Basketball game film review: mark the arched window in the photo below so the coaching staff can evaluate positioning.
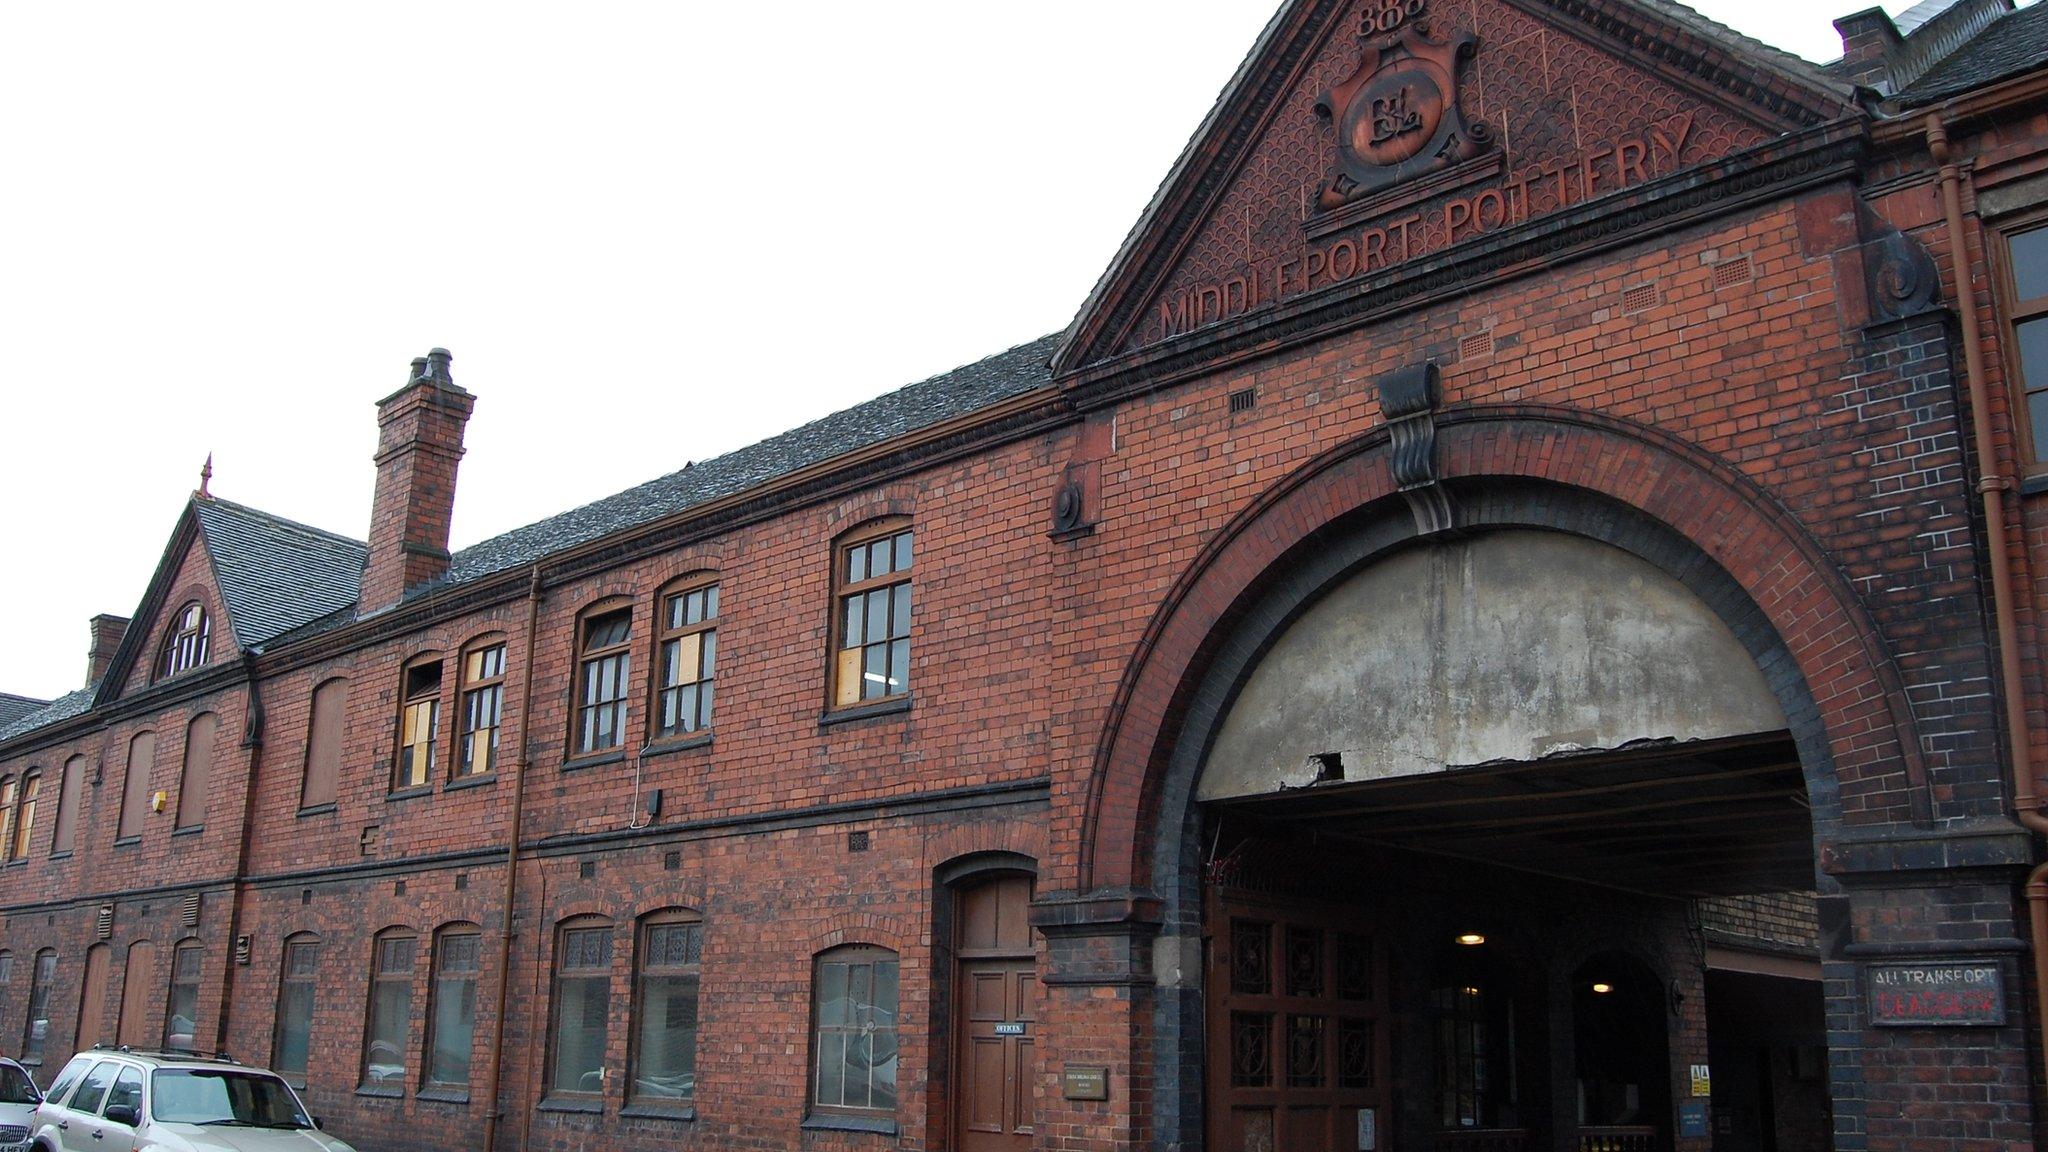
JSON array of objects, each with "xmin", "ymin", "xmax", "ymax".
[
  {"xmin": 11, "ymin": 772, "xmax": 38, "ymax": 861},
  {"xmin": 51, "ymin": 756, "xmax": 84, "ymax": 855},
  {"xmin": 159, "ymin": 602, "xmax": 211, "ymax": 680},
  {"xmin": 574, "ymin": 605, "xmax": 633, "ymax": 755},
  {"xmin": 831, "ymin": 520, "xmax": 913, "ymax": 708},
  {"xmin": 301, "ymin": 678, "xmax": 349, "ymax": 810},
  {"xmin": 164, "ymin": 941, "xmax": 202, "ymax": 1052},
  {"xmin": 176, "ymin": 714, "xmax": 217, "ymax": 831},
  {"xmin": 361, "ymin": 929, "xmax": 418, "ymax": 1089},
  {"xmin": 273, "ymin": 935, "xmax": 320, "ymax": 1080},
  {"xmin": 654, "ymin": 578, "xmax": 719, "ymax": 739},
  {"xmin": 117, "ymin": 732, "xmax": 156, "ymax": 842},
  {"xmin": 457, "ymin": 639, "xmax": 508, "ymax": 778},
  {"xmin": 0, "ymin": 777, "xmax": 17, "ymax": 861},
  {"xmin": 394, "ymin": 655, "xmax": 444, "ymax": 791},
  {"xmin": 630, "ymin": 910, "xmax": 703, "ymax": 1106},
  {"xmin": 425, "ymin": 924, "xmax": 483, "ymax": 1088},
  {"xmin": 809, "ymin": 944, "xmax": 900, "ymax": 1119},
  {"xmin": 547, "ymin": 919, "xmax": 615, "ymax": 1096},
  {"xmin": 20, "ymin": 949, "xmax": 55, "ymax": 1065}
]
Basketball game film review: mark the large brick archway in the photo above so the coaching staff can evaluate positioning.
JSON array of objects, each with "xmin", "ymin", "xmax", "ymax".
[
  {"xmin": 1035, "ymin": 405, "xmax": 1943, "ymax": 1151},
  {"xmin": 1075, "ymin": 405, "xmax": 1930, "ymax": 900}
]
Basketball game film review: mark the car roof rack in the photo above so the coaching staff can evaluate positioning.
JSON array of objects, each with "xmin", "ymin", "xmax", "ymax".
[{"xmin": 86, "ymin": 1045, "xmax": 238, "ymax": 1065}]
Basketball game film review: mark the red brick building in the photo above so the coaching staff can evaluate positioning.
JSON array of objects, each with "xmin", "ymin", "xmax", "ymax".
[{"xmin": 3, "ymin": 0, "xmax": 2046, "ymax": 1149}]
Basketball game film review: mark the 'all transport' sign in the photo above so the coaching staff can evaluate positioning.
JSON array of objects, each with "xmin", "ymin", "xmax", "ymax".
[{"xmin": 1867, "ymin": 963, "xmax": 2006, "ymax": 1027}]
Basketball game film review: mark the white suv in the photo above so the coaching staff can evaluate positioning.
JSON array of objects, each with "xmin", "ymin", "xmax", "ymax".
[{"xmin": 29, "ymin": 1049, "xmax": 355, "ymax": 1152}]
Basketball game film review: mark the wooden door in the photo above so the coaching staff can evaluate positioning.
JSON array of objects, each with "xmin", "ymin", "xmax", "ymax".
[
  {"xmin": 1207, "ymin": 889, "xmax": 1391, "ymax": 1152},
  {"xmin": 116, "ymin": 941, "xmax": 154, "ymax": 1049},
  {"xmin": 77, "ymin": 944, "xmax": 110, "ymax": 1048},
  {"xmin": 955, "ymin": 876, "xmax": 1035, "ymax": 1152}
]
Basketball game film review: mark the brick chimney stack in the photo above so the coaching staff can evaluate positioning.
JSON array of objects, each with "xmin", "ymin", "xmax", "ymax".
[
  {"xmin": 1834, "ymin": 7, "xmax": 1903, "ymax": 90},
  {"xmin": 361, "ymin": 348, "xmax": 475, "ymax": 614},
  {"xmin": 87, "ymin": 614, "xmax": 130, "ymax": 687}
]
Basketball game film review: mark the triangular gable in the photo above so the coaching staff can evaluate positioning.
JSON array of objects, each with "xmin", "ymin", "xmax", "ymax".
[
  {"xmin": 97, "ymin": 502, "xmax": 243, "ymax": 703},
  {"xmin": 93, "ymin": 497, "xmax": 367, "ymax": 705},
  {"xmin": 1054, "ymin": 0, "xmax": 1857, "ymax": 377}
]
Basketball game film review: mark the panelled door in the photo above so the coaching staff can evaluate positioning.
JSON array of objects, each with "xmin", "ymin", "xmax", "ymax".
[
  {"xmin": 1207, "ymin": 888, "xmax": 1391, "ymax": 1152},
  {"xmin": 955, "ymin": 875, "xmax": 1037, "ymax": 1152}
]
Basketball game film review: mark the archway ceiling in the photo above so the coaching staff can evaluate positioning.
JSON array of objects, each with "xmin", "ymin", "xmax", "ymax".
[{"xmin": 1206, "ymin": 731, "xmax": 1811, "ymax": 897}]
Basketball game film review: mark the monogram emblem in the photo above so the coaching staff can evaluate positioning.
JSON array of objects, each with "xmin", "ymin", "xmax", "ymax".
[
  {"xmin": 1314, "ymin": 0, "xmax": 1491, "ymax": 208},
  {"xmin": 1370, "ymin": 88, "xmax": 1423, "ymax": 144}
]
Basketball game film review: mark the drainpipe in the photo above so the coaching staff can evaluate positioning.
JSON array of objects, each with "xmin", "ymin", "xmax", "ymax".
[
  {"xmin": 480, "ymin": 564, "xmax": 544, "ymax": 1152},
  {"xmin": 213, "ymin": 651, "xmax": 265, "ymax": 1057},
  {"xmin": 1926, "ymin": 115, "xmax": 2048, "ymax": 1072}
]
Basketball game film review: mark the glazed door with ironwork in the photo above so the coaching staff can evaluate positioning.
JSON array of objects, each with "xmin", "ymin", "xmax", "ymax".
[{"xmin": 1208, "ymin": 890, "xmax": 1390, "ymax": 1152}]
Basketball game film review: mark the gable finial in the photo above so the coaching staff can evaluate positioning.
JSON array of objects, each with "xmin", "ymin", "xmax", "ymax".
[{"xmin": 197, "ymin": 453, "xmax": 214, "ymax": 499}]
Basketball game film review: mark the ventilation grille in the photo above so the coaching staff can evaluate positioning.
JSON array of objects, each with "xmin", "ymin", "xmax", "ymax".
[
  {"xmin": 1713, "ymin": 255, "xmax": 1753, "ymax": 289},
  {"xmin": 1621, "ymin": 283, "xmax": 1661, "ymax": 314},
  {"xmin": 1228, "ymin": 387, "xmax": 1257, "ymax": 414},
  {"xmin": 300, "ymin": 889, "xmax": 312, "ymax": 907},
  {"xmin": 847, "ymin": 830, "xmax": 871, "ymax": 853},
  {"xmin": 95, "ymin": 905, "xmax": 114, "ymax": 941},
  {"xmin": 234, "ymin": 934, "xmax": 252, "ymax": 967},
  {"xmin": 663, "ymin": 851, "xmax": 681, "ymax": 872},
  {"xmin": 454, "ymin": 873, "xmax": 468, "ymax": 892},
  {"xmin": 180, "ymin": 893, "xmax": 201, "ymax": 928},
  {"xmin": 394, "ymin": 880, "xmax": 406, "ymax": 897},
  {"xmin": 579, "ymin": 860, "xmax": 597, "ymax": 880},
  {"xmin": 1458, "ymin": 330, "xmax": 1494, "ymax": 361}
]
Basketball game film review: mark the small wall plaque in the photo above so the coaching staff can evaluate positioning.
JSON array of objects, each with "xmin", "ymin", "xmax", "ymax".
[
  {"xmin": 1062, "ymin": 1065, "xmax": 1109, "ymax": 1101},
  {"xmin": 1868, "ymin": 962, "xmax": 2006, "ymax": 1026},
  {"xmin": 993, "ymin": 1022, "xmax": 1027, "ymax": 1036},
  {"xmin": 1679, "ymin": 1102, "xmax": 1709, "ymax": 1138}
]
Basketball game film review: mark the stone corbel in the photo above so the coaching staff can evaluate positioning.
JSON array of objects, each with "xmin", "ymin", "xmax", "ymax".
[{"xmin": 1377, "ymin": 361, "xmax": 1458, "ymax": 536}]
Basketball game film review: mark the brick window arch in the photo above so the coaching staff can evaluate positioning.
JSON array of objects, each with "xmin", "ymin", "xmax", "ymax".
[
  {"xmin": 175, "ymin": 713, "xmax": 217, "ymax": 832},
  {"xmin": 273, "ymin": 933, "xmax": 320, "ymax": 1081},
  {"xmin": 629, "ymin": 909, "xmax": 703, "ymax": 1107},
  {"xmin": 21, "ymin": 949, "xmax": 55, "ymax": 1065},
  {"xmin": 394, "ymin": 654, "xmax": 444, "ymax": 791},
  {"xmin": 10, "ymin": 771, "xmax": 38, "ymax": 862},
  {"xmin": 0, "ymin": 777, "xmax": 17, "ymax": 862},
  {"xmin": 456, "ymin": 637, "xmax": 508, "ymax": 778},
  {"xmin": 425, "ymin": 923, "xmax": 483, "ymax": 1088},
  {"xmin": 159, "ymin": 602, "xmax": 211, "ymax": 681},
  {"xmin": 361, "ymin": 928, "xmax": 418, "ymax": 1089},
  {"xmin": 653, "ymin": 576, "xmax": 719, "ymax": 740},
  {"xmin": 808, "ymin": 943, "xmax": 900, "ymax": 1120},
  {"xmin": 830, "ymin": 519, "xmax": 913, "ymax": 709},
  {"xmin": 51, "ymin": 756, "xmax": 83, "ymax": 856},
  {"xmin": 573, "ymin": 602, "xmax": 634, "ymax": 756},
  {"xmin": 547, "ymin": 917, "xmax": 616, "ymax": 1097}
]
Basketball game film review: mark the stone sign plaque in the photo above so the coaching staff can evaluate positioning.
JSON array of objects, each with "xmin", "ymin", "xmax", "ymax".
[{"xmin": 1867, "ymin": 962, "xmax": 2006, "ymax": 1026}]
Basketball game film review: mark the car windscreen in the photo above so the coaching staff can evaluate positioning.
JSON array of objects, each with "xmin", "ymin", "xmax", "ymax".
[
  {"xmin": 0, "ymin": 1063, "xmax": 36, "ymax": 1104},
  {"xmin": 149, "ymin": 1069, "xmax": 312, "ymax": 1128}
]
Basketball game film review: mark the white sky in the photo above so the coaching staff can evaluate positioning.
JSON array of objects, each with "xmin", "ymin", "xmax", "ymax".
[{"xmin": 1, "ymin": 0, "xmax": 1871, "ymax": 699}]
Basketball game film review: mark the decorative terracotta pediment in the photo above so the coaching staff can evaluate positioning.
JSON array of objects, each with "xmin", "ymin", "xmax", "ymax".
[{"xmin": 1054, "ymin": 0, "xmax": 1855, "ymax": 381}]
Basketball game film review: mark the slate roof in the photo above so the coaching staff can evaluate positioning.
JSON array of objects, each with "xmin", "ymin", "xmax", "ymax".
[
  {"xmin": 1897, "ymin": 0, "xmax": 2048, "ymax": 104},
  {"xmin": 1632, "ymin": 0, "xmax": 1855, "ymax": 94},
  {"xmin": 435, "ymin": 333, "xmax": 1061, "ymax": 587},
  {"xmin": 193, "ymin": 498, "xmax": 369, "ymax": 652},
  {"xmin": 0, "ymin": 695, "xmax": 50, "ymax": 732},
  {"xmin": 0, "ymin": 687, "xmax": 96, "ymax": 746}
]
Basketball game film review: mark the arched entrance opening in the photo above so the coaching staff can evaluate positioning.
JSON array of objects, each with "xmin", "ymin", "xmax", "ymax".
[{"xmin": 1181, "ymin": 519, "xmax": 1833, "ymax": 1152}]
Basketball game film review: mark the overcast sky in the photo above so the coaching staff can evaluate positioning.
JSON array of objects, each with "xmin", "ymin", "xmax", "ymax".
[{"xmin": 1, "ymin": 0, "xmax": 1877, "ymax": 700}]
